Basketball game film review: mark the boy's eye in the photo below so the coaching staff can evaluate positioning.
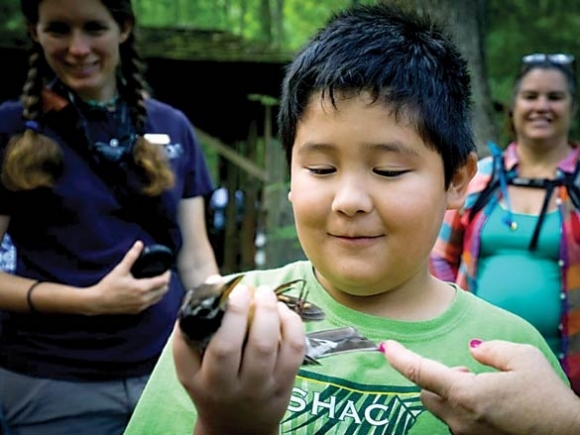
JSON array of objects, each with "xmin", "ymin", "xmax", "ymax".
[
  {"xmin": 307, "ymin": 166, "xmax": 335, "ymax": 175},
  {"xmin": 373, "ymin": 169, "xmax": 407, "ymax": 177}
]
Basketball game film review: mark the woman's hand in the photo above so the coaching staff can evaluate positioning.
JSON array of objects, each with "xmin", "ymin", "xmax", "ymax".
[
  {"xmin": 381, "ymin": 339, "xmax": 580, "ymax": 435},
  {"xmin": 86, "ymin": 241, "xmax": 171, "ymax": 315},
  {"xmin": 173, "ymin": 284, "xmax": 306, "ymax": 435}
]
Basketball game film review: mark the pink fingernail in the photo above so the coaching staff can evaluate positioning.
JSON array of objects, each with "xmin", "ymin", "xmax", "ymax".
[
  {"xmin": 469, "ymin": 339, "xmax": 483, "ymax": 348},
  {"xmin": 378, "ymin": 341, "xmax": 387, "ymax": 353}
]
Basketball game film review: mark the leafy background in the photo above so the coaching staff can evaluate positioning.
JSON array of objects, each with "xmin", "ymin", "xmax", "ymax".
[
  {"xmin": 1, "ymin": 0, "xmax": 579, "ymax": 270},
  {"xmin": 2, "ymin": 0, "xmax": 579, "ymax": 140}
]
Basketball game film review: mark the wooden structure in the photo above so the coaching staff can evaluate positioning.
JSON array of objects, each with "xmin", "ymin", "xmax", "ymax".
[{"xmin": 0, "ymin": 26, "xmax": 305, "ymax": 274}]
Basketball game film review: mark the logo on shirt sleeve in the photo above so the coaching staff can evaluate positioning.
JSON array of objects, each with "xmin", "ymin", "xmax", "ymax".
[{"xmin": 144, "ymin": 134, "xmax": 183, "ymax": 160}]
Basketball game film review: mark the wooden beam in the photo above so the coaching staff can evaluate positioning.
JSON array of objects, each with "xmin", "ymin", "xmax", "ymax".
[{"xmin": 196, "ymin": 129, "xmax": 268, "ymax": 182}]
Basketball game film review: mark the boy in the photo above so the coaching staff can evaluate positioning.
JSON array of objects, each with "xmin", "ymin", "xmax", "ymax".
[{"xmin": 124, "ymin": 4, "xmax": 566, "ymax": 434}]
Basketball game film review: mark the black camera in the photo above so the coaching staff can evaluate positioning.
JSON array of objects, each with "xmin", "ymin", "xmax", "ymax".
[{"xmin": 131, "ymin": 244, "xmax": 175, "ymax": 278}]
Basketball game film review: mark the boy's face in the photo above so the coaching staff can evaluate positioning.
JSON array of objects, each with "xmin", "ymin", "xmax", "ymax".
[{"xmin": 289, "ymin": 92, "xmax": 472, "ymax": 299}]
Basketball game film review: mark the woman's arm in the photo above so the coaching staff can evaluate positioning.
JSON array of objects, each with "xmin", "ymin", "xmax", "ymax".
[
  {"xmin": 176, "ymin": 196, "xmax": 220, "ymax": 290},
  {"xmin": 0, "ymin": 214, "xmax": 170, "ymax": 315},
  {"xmin": 429, "ymin": 208, "xmax": 465, "ymax": 282}
]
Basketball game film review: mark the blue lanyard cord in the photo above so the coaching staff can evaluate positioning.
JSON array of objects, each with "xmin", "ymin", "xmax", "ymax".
[
  {"xmin": 488, "ymin": 141, "xmax": 516, "ymax": 230},
  {"xmin": 488, "ymin": 141, "xmax": 568, "ymax": 250}
]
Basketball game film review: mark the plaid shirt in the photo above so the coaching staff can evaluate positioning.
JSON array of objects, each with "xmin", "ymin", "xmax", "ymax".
[{"xmin": 431, "ymin": 142, "xmax": 580, "ymax": 393}]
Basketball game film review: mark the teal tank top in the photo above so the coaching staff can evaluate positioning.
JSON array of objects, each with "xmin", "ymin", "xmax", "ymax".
[{"xmin": 476, "ymin": 204, "xmax": 561, "ymax": 355}]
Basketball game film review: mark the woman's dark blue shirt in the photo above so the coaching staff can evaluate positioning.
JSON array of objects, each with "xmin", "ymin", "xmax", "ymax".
[{"xmin": 0, "ymin": 97, "xmax": 214, "ymax": 380}]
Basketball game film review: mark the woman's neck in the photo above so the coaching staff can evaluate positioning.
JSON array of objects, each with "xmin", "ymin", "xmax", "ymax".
[{"xmin": 516, "ymin": 138, "xmax": 572, "ymax": 178}]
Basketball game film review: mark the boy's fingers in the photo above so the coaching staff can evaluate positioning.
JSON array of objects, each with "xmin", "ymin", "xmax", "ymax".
[
  {"xmin": 202, "ymin": 284, "xmax": 252, "ymax": 385},
  {"xmin": 275, "ymin": 302, "xmax": 306, "ymax": 381},
  {"xmin": 172, "ymin": 323, "xmax": 203, "ymax": 389},
  {"xmin": 241, "ymin": 286, "xmax": 281, "ymax": 384}
]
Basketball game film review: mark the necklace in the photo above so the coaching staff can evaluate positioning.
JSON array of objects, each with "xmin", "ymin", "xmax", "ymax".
[
  {"xmin": 84, "ymin": 95, "xmax": 120, "ymax": 112},
  {"xmin": 70, "ymin": 92, "xmax": 136, "ymax": 163}
]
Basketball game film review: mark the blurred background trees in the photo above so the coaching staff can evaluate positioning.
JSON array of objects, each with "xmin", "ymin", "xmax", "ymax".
[
  {"xmin": 2, "ymin": 0, "xmax": 578, "ymax": 150},
  {"xmin": 1, "ymin": 0, "xmax": 578, "ymax": 271}
]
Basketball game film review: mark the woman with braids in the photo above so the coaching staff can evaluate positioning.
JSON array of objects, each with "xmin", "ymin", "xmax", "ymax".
[{"xmin": 0, "ymin": 0, "xmax": 219, "ymax": 433}]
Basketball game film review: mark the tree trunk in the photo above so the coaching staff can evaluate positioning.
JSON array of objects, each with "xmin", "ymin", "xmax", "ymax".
[
  {"xmin": 259, "ymin": 0, "xmax": 273, "ymax": 44},
  {"xmin": 386, "ymin": 0, "xmax": 498, "ymax": 156},
  {"xmin": 273, "ymin": 0, "xmax": 285, "ymax": 49}
]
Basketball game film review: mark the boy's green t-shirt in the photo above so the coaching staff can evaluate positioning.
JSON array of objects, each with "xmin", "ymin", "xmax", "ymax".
[{"xmin": 124, "ymin": 261, "xmax": 567, "ymax": 435}]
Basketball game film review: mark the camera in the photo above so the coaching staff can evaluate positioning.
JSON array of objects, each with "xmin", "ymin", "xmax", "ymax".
[{"xmin": 131, "ymin": 244, "xmax": 174, "ymax": 278}]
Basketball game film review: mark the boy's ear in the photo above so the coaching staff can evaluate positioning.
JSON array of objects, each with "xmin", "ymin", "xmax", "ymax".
[{"xmin": 446, "ymin": 152, "xmax": 477, "ymax": 210}]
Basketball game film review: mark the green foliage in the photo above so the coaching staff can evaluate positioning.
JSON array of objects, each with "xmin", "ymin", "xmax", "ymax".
[
  {"xmin": 132, "ymin": 0, "xmax": 376, "ymax": 51},
  {"xmin": 248, "ymin": 93, "xmax": 279, "ymax": 106},
  {"xmin": 198, "ymin": 140, "xmax": 220, "ymax": 185},
  {"xmin": 268, "ymin": 223, "xmax": 298, "ymax": 241},
  {"xmin": 2, "ymin": 0, "xmax": 579, "ymax": 141},
  {"xmin": 487, "ymin": 0, "xmax": 580, "ymax": 143}
]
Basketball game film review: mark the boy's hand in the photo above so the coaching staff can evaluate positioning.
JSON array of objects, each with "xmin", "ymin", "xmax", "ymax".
[{"xmin": 173, "ymin": 284, "xmax": 306, "ymax": 435}]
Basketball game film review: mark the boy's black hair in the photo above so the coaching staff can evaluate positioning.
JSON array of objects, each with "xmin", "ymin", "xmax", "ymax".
[{"xmin": 278, "ymin": 3, "xmax": 475, "ymax": 186}]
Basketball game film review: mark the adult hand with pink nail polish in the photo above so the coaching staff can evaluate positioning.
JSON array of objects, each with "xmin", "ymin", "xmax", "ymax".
[
  {"xmin": 172, "ymin": 284, "xmax": 306, "ymax": 435},
  {"xmin": 381, "ymin": 339, "xmax": 580, "ymax": 435}
]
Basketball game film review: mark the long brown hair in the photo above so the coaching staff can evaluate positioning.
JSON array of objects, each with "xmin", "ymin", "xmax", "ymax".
[{"xmin": 2, "ymin": 0, "xmax": 174, "ymax": 196}]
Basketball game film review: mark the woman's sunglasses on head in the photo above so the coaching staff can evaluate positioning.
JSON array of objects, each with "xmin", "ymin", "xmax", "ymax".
[{"xmin": 522, "ymin": 53, "xmax": 575, "ymax": 65}]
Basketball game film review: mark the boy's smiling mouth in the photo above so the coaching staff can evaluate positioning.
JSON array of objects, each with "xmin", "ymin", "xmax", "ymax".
[{"xmin": 329, "ymin": 233, "xmax": 384, "ymax": 240}]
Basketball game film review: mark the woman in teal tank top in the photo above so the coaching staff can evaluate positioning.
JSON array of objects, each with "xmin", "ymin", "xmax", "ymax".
[
  {"xmin": 431, "ymin": 54, "xmax": 580, "ymax": 393},
  {"xmin": 477, "ymin": 205, "xmax": 561, "ymax": 353}
]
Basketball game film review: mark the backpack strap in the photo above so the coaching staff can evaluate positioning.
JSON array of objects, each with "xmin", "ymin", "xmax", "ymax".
[
  {"xmin": 468, "ymin": 142, "xmax": 505, "ymax": 223},
  {"xmin": 468, "ymin": 142, "xmax": 566, "ymax": 251}
]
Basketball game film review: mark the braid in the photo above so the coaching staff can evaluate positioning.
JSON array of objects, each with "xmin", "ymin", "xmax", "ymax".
[
  {"xmin": 120, "ymin": 35, "xmax": 174, "ymax": 196},
  {"xmin": 121, "ymin": 34, "xmax": 149, "ymax": 133},
  {"xmin": 1, "ymin": 46, "xmax": 63, "ymax": 191},
  {"xmin": 21, "ymin": 51, "xmax": 44, "ymax": 120}
]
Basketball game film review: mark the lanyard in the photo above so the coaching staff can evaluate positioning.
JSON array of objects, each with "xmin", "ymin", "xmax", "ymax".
[{"xmin": 508, "ymin": 176, "xmax": 562, "ymax": 250}]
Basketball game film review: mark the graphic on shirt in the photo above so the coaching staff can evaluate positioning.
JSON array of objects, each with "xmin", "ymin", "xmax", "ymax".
[
  {"xmin": 281, "ymin": 370, "xmax": 425, "ymax": 434},
  {"xmin": 164, "ymin": 142, "xmax": 184, "ymax": 159},
  {"xmin": 0, "ymin": 235, "xmax": 15, "ymax": 273}
]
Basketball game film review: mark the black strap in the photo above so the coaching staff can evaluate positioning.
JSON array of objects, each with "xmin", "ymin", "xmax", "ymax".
[
  {"xmin": 47, "ymin": 104, "xmax": 179, "ymax": 252},
  {"xmin": 469, "ymin": 171, "xmax": 564, "ymax": 251},
  {"xmin": 468, "ymin": 179, "xmax": 500, "ymax": 223},
  {"xmin": 505, "ymin": 177, "xmax": 563, "ymax": 251},
  {"xmin": 528, "ymin": 180, "xmax": 558, "ymax": 250}
]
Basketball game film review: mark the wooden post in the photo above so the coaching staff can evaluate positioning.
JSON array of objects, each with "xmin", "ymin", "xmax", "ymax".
[
  {"xmin": 240, "ymin": 122, "xmax": 260, "ymax": 271},
  {"xmin": 223, "ymin": 156, "xmax": 240, "ymax": 274},
  {"xmin": 249, "ymin": 94, "xmax": 305, "ymax": 269}
]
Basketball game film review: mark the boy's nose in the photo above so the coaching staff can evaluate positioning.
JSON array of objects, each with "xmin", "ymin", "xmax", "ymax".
[{"xmin": 331, "ymin": 180, "xmax": 373, "ymax": 216}]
